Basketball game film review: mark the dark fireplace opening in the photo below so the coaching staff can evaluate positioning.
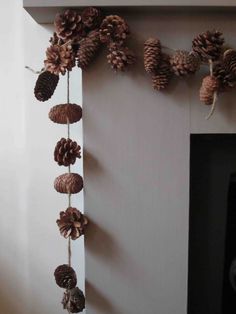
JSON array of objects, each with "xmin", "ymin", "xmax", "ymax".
[{"xmin": 188, "ymin": 134, "xmax": 236, "ymax": 314}]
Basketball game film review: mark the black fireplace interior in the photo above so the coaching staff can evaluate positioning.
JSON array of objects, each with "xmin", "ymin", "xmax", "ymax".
[{"xmin": 188, "ymin": 134, "xmax": 236, "ymax": 314}]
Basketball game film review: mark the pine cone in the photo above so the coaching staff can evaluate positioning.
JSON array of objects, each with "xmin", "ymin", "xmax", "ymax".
[
  {"xmin": 62, "ymin": 287, "xmax": 85, "ymax": 313},
  {"xmin": 54, "ymin": 264, "xmax": 77, "ymax": 289},
  {"xmin": 57, "ymin": 207, "xmax": 88, "ymax": 240},
  {"xmin": 223, "ymin": 49, "xmax": 236, "ymax": 76},
  {"xmin": 152, "ymin": 54, "xmax": 173, "ymax": 90},
  {"xmin": 213, "ymin": 62, "xmax": 236, "ymax": 91},
  {"xmin": 107, "ymin": 43, "xmax": 135, "ymax": 71},
  {"xmin": 200, "ymin": 75, "xmax": 219, "ymax": 105},
  {"xmin": 49, "ymin": 104, "xmax": 82, "ymax": 124},
  {"xmin": 54, "ymin": 138, "xmax": 81, "ymax": 167},
  {"xmin": 49, "ymin": 32, "xmax": 64, "ymax": 46},
  {"xmin": 170, "ymin": 50, "xmax": 200, "ymax": 76},
  {"xmin": 192, "ymin": 30, "xmax": 224, "ymax": 62},
  {"xmin": 82, "ymin": 7, "xmax": 102, "ymax": 30},
  {"xmin": 34, "ymin": 71, "xmax": 59, "ymax": 102},
  {"xmin": 144, "ymin": 38, "xmax": 162, "ymax": 74},
  {"xmin": 99, "ymin": 15, "xmax": 129, "ymax": 44},
  {"xmin": 77, "ymin": 30, "xmax": 101, "ymax": 70},
  {"xmin": 44, "ymin": 43, "xmax": 75, "ymax": 75},
  {"xmin": 54, "ymin": 173, "xmax": 83, "ymax": 194},
  {"xmin": 54, "ymin": 9, "xmax": 85, "ymax": 41}
]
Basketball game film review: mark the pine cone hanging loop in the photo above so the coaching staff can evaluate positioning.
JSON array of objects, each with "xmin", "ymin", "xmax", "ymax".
[
  {"xmin": 54, "ymin": 138, "xmax": 81, "ymax": 167},
  {"xmin": 144, "ymin": 38, "xmax": 162, "ymax": 75},
  {"xmin": 54, "ymin": 264, "xmax": 77, "ymax": 289}
]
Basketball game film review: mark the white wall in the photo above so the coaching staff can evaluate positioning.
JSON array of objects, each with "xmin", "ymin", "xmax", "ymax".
[{"xmin": 0, "ymin": 1, "xmax": 84, "ymax": 313}]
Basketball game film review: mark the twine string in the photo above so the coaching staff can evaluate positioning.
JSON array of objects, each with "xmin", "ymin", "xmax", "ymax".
[{"xmin": 205, "ymin": 59, "xmax": 218, "ymax": 120}]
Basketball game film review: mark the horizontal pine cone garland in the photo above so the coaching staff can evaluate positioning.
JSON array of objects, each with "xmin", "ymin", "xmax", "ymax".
[
  {"xmin": 34, "ymin": 71, "xmax": 59, "ymax": 102},
  {"xmin": 107, "ymin": 43, "xmax": 135, "ymax": 71},
  {"xmin": 54, "ymin": 173, "xmax": 83, "ymax": 194},
  {"xmin": 170, "ymin": 50, "xmax": 200, "ymax": 76},
  {"xmin": 54, "ymin": 138, "xmax": 81, "ymax": 167},
  {"xmin": 49, "ymin": 104, "xmax": 82, "ymax": 124},
  {"xmin": 54, "ymin": 264, "xmax": 77, "ymax": 289},
  {"xmin": 62, "ymin": 287, "xmax": 85, "ymax": 313},
  {"xmin": 144, "ymin": 38, "xmax": 162, "ymax": 75},
  {"xmin": 99, "ymin": 15, "xmax": 129, "ymax": 44},
  {"xmin": 152, "ymin": 54, "xmax": 173, "ymax": 91},
  {"xmin": 200, "ymin": 75, "xmax": 219, "ymax": 105},
  {"xmin": 57, "ymin": 207, "xmax": 88, "ymax": 240}
]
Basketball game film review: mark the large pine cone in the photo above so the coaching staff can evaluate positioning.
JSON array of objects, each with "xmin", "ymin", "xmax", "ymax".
[
  {"xmin": 213, "ymin": 63, "xmax": 236, "ymax": 91},
  {"xmin": 54, "ymin": 173, "xmax": 83, "ymax": 194},
  {"xmin": 62, "ymin": 287, "xmax": 85, "ymax": 313},
  {"xmin": 107, "ymin": 43, "xmax": 135, "ymax": 71},
  {"xmin": 223, "ymin": 49, "xmax": 236, "ymax": 76},
  {"xmin": 152, "ymin": 54, "xmax": 173, "ymax": 91},
  {"xmin": 77, "ymin": 30, "xmax": 101, "ymax": 70},
  {"xmin": 57, "ymin": 207, "xmax": 88, "ymax": 240},
  {"xmin": 34, "ymin": 71, "xmax": 59, "ymax": 102},
  {"xmin": 44, "ymin": 43, "xmax": 75, "ymax": 75},
  {"xmin": 54, "ymin": 9, "xmax": 85, "ymax": 41},
  {"xmin": 49, "ymin": 104, "xmax": 82, "ymax": 124},
  {"xmin": 99, "ymin": 15, "xmax": 129, "ymax": 44},
  {"xmin": 54, "ymin": 264, "xmax": 77, "ymax": 289},
  {"xmin": 82, "ymin": 7, "xmax": 102, "ymax": 30},
  {"xmin": 54, "ymin": 138, "xmax": 81, "ymax": 167},
  {"xmin": 200, "ymin": 75, "xmax": 219, "ymax": 105},
  {"xmin": 192, "ymin": 30, "xmax": 224, "ymax": 62},
  {"xmin": 144, "ymin": 38, "xmax": 162, "ymax": 75},
  {"xmin": 170, "ymin": 50, "xmax": 200, "ymax": 76}
]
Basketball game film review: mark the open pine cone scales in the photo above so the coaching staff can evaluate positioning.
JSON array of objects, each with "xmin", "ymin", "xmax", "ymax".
[
  {"xmin": 200, "ymin": 75, "xmax": 219, "ymax": 105},
  {"xmin": 54, "ymin": 173, "xmax": 83, "ymax": 194},
  {"xmin": 49, "ymin": 104, "xmax": 82, "ymax": 124},
  {"xmin": 54, "ymin": 264, "xmax": 77, "ymax": 289},
  {"xmin": 82, "ymin": 7, "xmax": 102, "ymax": 30},
  {"xmin": 54, "ymin": 138, "xmax": 81, "ymax": 167},
  {"xmin": 99, "ymin": 15, "xmax": 129, "ymax": 44},
  {"xmin": 62, "ymin": 287, "xmax": 85, "ymax": 313},
  {"xmin": 34, "ymin": 71, "xmax": 59, "ymax": 102},
  {"xmin": 152, "ymin": 54, "xmax": 173, "ymax": 90},
  {"xmin": 170, "ymin": 50, "xmax": 200, "ymax": 76},
  {"xmin": 213, "ymin": 63, "xmax": 236, "ymax": 91},
  {"xmin": 107, "ymin": 43, "xmax": 135, "ymax": 71},
  {"xmin": 223, "ymin": 49, "xmax": 236, "ymax": 76},
  {"xmin": 144, "ymin": 38, "xmax": 162, "ymax": 74}
]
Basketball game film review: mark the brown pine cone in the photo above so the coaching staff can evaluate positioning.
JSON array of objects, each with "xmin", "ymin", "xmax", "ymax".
[
  {"xmin": 54, "ymin": 264, "xmax": 77, "ymax": 289},
  {"xmin": 77, "ymin": 30, "xmax": 101, "ymax": 70},
  {"xmin": 213, "ymin": 62, "xmax": 236, "ymax": 91},
  {"xmin": 49, "ymin": 104, "xmax": 82, "ymax": 124},
  {"xmin": 62, "ymin": 287, "xmax": 85, "ymax": 313},
  {"xmin": 54, "ymin": 173, "xmax": 83, "ymax": 194},
  {"xmin": 144, "ymin": 38, "xmax": 162, "ymax": 75},
  {"xmin": 54, "ymin": 138, "xmax": 81, "ymax": 167},
  {"xmin": 170, "ymin": 50, "xmax": 200, "ymax": 76},
  {"xmin": 34, "ymin": 71, "xmax": 59, "ymax": 102},
  {"xmin": 152, "ymin": 54, "xmax": 173, "ymax": 91},
  {"xmin": 99, "ymin": 15, "xmax": 129, "ymax": 44},
  {"xmin": 192, "ymin": 30, "xmax": 224, "ymax": 62},
  {"xmin": 44, "ymin": 43, "xmax": 75, "ymax": 75},
  {"xmin": 54, "ymin": 9, "xmax": 85, "ymax": 41},
  {"xmin": 107, "ymin": 43, "xmax": 135, "ymax": 71},
  {"xmin": 200, "ymin": 75, "xmax": 219, "ymax": 105},
  {"xmin": 223, "ymin": 49, "xmax": 236, "ymax": 76},
  {"xmin": 82, "ymin": 7, "xmax": 102, "ymax": 30},
  {"xmin": 49, "ymin": 32, "xmax": 64, "ymax": 46},
  {"xmin": 57, "ymin": 207, "xmax": 88, "ymax": 240}
]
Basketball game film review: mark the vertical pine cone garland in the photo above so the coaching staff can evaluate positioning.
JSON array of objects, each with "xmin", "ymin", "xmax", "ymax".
[
  {"xmin": 82, "ymin": 7, "xmax": 102, "ymax": 30},
  {"xmin": 152, "ymin": 54, "xmax": 173, "ymax": 91},
  {"xmin": 62, "ymin": 287, "xmax": 85, "ymax": 313},
  {"xmin": 54, "ymin": 173, "xmax": 83, "ymax": 194},
  {"xmin": 49, "ymin": 104, "xmax": 82, "ymax": 124},
  {"xmin": 34, "ymin": 71, "xmax": 59, "ymax": 102},
  {"xmin": 54, "ymin": 264, "xmax": 77, "ymax": 289},
  {"xmin": 99, "ymin": 15, "xmax": 129, "ymax": 44},
  {"xmin": 144, "ymin": 38, "xmax": 162, "ymax": 75},
  {"xmin": 192, "ymin": 30, "xmax": 224, "ymax": 62},
  {"xmin": 107, "ymin": 43, "xmax": 135, "ymax": 71},
  {"xmin": 200, "ymin": 75, "xmax": 219, "ymax": 105},
  {"xmin": 54, "ymin": 138, "xmax": 81, "ymax": 167},
  {"xmin": 170, "ymin": 50, "xmax": 200, "ymax": 76},
  {"xmin": 223, "ymin": 49, "xmax": 236, "ymax": 77},
  {"xmin": 57, "ymin": 207, "xmax": 88, "ymax": 240}
]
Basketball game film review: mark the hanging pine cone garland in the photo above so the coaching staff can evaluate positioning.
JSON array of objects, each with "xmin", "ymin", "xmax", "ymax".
[
  {"xmin": 99, "ymin": 15, "xmax": 129, "ymax": 44},
  {"xmin": 34, "ymin": 71, "xmax": 59, "ymax": 102},
  {"xmin": 57, "ymin": 207, "xmax": 88, "ymax": 240},
  {"xmin": 170, "ymin": 50, "xmax": 200, "ymax": 76},
  {"xmin": 54, "ymin": 138, "xmax": 81, "ymax": 167},
  {"xmin": 82, "ymin": 7, "xmax": 102, "ymax": 30},
  {"xmin": 144, "ymin": 38, "xmax": 162, "ymax": 75},
  {"xmin": 54, "ymin": 264, "xmax": 77, "ymax": 289},
  {"xmin": 107, "ymin": 43, "xmax": 135, "ymax": 71},
  {"xmin": 49, "ymin": 104, "xmax": 82, "ymax": 124},
  {"xmin": 213, "ymin": 63, "xmax": 236, "ymax": 91},
  {"xmin": 62, "ymin": 287, "xmax": 85, "ymax": 313},
  {"xmin": 192, "ymin": 30, "xmax": 224, "ymax": 62},
  {"xmin": 152, "ymin": 54, "xmax": 173, "ymax": 91},
  {"xmin": 223, "ymin": 49, "xmax": 236, "ymax": 76},
  {"xmin": 200, "ymin": 75, "xmax": 219, "ymax": 105},
  {"xmin": 54, "ymin": 173, "xmax": 83, "ymax": 194}
]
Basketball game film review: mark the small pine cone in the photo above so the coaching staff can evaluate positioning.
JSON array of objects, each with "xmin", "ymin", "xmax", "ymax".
[
  {"xmin": 223, "ymin": 49, "xmax": 236, "ymax": 76},
  {"xmin": 54, "ymin": 173, "xmax": 83, "ymax": 194},
  {"xmin": 54, "ymin": 138, "xmax": 81, "ymax": 167},
  {"xmin": 34, "ymin": 71, "xmax": 59, "ymax": 102},
  {"xmin": 49, "ymin": 104, "xmax": 82, "ymax": 124},
  {"xmin": 54, "ymin": 264, "xmax": 77, "ymax": 289},
  {"xmin": 170, "ymin": 50, "xmax": 200, "ymax": 76},
  {"xmin": 107, "ymin": 43, "xmax": 135, "ymax": 71},
  {"xmin": 99, "ymin": 15, "xmax": 129, "ymax": 44},
  {"xmin": 144, "ymin": 38, "xmax": 162, "ymax": 74},
  {"xmin": 44, "ymin": 43, "xmax": 75, "ymax": 75},
  {"xmin": 192, "ymin": 30, "xmax": 224, "ymax": 62},
  {"xmin": 200, "ymin": 75, "xmax": 219, "ymax": 105},
  {"xmin": 57, "ymin": 207, "xmax": 88, "ymax": 240},
  {"xmin": 213, "ymin": 62, "xmax": 236, "ymax": 91},
  {"xmin": 62, "ymin": 287, "xmax": 85, "ymax": 313},
  {"xmin": 82, "ymin": 7, "xmax": 102, "ymax": 30},
  {"xmin": 54, "ymin": 9, "xmax": 85, "ymax": 41},
  {"xmin": 152, "ymin": 54, "xmax": 173, "ymax": 91},
  {"xmin": 77, "ymin": 30, "xmax": 101, "ymax": 70}
]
